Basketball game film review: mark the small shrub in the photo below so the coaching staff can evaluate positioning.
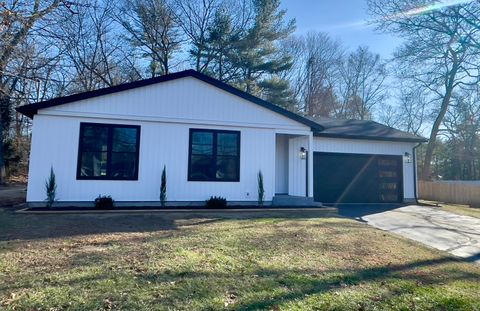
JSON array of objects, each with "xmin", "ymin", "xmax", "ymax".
[
  {"xmin": 45, "ymin": 166, "xmax": 57, "ymax": 208},
  {"xmin": 160, "ymin": 165, "xmax": 167, "ymax": 207},
  {"xmin": 205, "ymin": 196, "xmax": 227, "ymax": 209},
  {"xmin": 94, "ymin": 195, "xmax": 114, "ymax": 209},
  {"xmin": 258, "ymin": 170, "xmax": 265, "ymax": 206}
]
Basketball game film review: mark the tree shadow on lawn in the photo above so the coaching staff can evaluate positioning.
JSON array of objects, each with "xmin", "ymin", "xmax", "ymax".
[
  {"xmin": 1, "ymin": 209, "xmax": 480, "ymax": 310},
  {"xmin": 136, "ymin": 256, "xmax": 480, "ymax": 310},
  {"xmin": 0, "ymin": 208, "xmax": 337, "ymax": 242},
  {"xmin": 2, "ymin": 253, "xmax": 479, "ymax": 310}
]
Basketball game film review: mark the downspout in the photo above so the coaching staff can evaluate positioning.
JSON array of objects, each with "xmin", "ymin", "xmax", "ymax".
[{"xmin": 413, "ymin": 143, "xmax": 422, "ymax": 204}]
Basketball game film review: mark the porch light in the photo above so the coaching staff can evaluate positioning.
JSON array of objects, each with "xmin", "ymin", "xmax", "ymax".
[
  {"xmin": 404, "ymin": 152, "xmax": 412, "ymax": 163},
  {"xmin": 299, "ymin": 147, "xmax": 307, "ymax": 160}
]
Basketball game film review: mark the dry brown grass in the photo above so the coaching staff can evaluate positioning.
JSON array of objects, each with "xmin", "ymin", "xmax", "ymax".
[{"xmin": 0, "ymin": 208, "xmax": 479, "ymax": 310}]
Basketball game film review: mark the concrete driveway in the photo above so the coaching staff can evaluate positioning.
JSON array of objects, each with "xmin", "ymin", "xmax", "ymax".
[{"xmin": 340, "ymin": 205, "xmax": 480, "ymax": 264}]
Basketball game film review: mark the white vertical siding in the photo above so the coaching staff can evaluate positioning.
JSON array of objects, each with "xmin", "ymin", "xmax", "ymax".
[
  {"xmin": 308, "ymin": 134, "xmax": 314, "ymax": 198},
  {"xmin": 275, "ymin": 135, "xmax": 288, "ymax": 194},
  {"xmin": 41, "ymin": 77, "xmax": 310, "ymax": 131},
  {"xmin": 288, "ymin": 136, "xmax": 309, "ymax": 197},
  {"xmin": 26, "ymin": 75, "xmax": 312, "ymax": 204},
  {"xmin": 27, "ymin": 115, "xmax": 277, "ymax": 203},
  {"xmin": 313, "ymin": 137, "xmax": 417, "ymax": 200}
]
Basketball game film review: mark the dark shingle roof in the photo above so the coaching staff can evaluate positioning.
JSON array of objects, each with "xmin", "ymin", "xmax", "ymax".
[{"xmin": 308, "ymin": 117, "xmax": 427, "ymax": 143}]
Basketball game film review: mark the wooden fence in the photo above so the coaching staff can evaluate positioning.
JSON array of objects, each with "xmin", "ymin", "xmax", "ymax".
[{"xmin": 419, "ymin": 181, "xmax": 480, "ymax": 206}]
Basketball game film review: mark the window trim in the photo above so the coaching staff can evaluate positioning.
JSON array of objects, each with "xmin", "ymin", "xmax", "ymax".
[
  {"xmin": 76, "ymin": 122, "xmax": 141, "ymax": 181},
  {"xmin": 188, "ymin": 128, "xmax": 241, "ymax": 182}
]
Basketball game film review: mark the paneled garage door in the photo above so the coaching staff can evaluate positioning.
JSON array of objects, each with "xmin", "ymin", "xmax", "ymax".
[{"xmin": 313, "ymin": 152, "xmax": 403, "ymax": 203}]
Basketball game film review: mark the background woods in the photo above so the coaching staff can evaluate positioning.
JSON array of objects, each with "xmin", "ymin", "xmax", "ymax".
[{"xmin": 1, "ymin": 0, "xmax": 480, "ymax": 183}]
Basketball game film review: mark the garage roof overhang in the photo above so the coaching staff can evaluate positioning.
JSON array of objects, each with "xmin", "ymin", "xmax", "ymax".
[
  {"xmin": 310, "ymin": 117, "xmax": 428, "ymax": 143},
  {"xmin": 313, "ymin": 132, "xmax": 428, "ymax": 143}
]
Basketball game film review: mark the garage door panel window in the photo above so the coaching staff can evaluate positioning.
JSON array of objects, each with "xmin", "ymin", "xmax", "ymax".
[
  {"xmin": 378, "ymin": 159, "xmax": 398, "ymax": 166},
  {"xmin": 380, "ymin": 182, "xmax": 398, "ymax": 190},
  {"xmin": 379, "ymin": 171, "xmax": 397, "ymax": 178},
  {"xmin": 189, "ymin": 129, "xmax": 240, "ymax": 182},
  {"xmin": 77, "ymin": 123, "xmax": 140, "ymax": 180}
]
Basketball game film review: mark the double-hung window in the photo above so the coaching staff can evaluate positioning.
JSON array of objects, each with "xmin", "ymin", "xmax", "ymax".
[
  {"xmin": 77, "ymin": 123, "xmax": 140, "ymax": 180},
  {"xmin": 188, "ymin": 129, "xmax": 240, "ymax": 181}
]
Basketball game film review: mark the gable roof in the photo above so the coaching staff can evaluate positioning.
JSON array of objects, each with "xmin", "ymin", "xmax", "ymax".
[
  {"xmin": 16, "ymin": 69, "xmax": 426, "ymax": 143},
  {"xmin": 309, "ymin": 117, "xmax": 427, "ymax": 143},
  {"xmin": 15, "ymin": 69, "xmax": 323, "ymax": 130}
]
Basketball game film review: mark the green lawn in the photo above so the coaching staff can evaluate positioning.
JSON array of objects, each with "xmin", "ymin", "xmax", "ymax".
[
  {"xmin": 0, "ymin": 208, "xmax": 479, "ymax": 310},
  {"xmin": 420, "ymin": 200, "xmax": 480, "ymax": 219}
]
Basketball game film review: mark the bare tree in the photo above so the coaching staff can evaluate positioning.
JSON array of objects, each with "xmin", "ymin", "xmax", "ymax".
[
  {"xmin": 397, "ymin": 86, "xmax": 428, "ymax": 135},
  {"xmin": 368, "ymin": 0, "xmax": 480, "ymax": 180},
  {"xmin": 282, "ymin": 32, "xmax": 343, "ymax": 116},
  {"xmin": 118, "ymin": 0, "xmax": 183, "ymax": 77},
  {"xmin": 337, "ymin": 46, "xmax": 387, "ymax": 120},
  {"xmin": 377, "ymin": 103, "xmax": 400, "ymax": 129},
  {"xmin": 57, "ymin": 0, "xmax": 140, "ymax": 92},
  {"xmin": 0, "ymin": 0, "xmax": 75, "ymax": 183},
  {"xmin": 379, "ymin": 76, "xmax": 429, "ymax": 135},
  {"xmin": 174, "ymin": 0, "xmax": 219, "ymax": 72},
  {"xmin": 442, "ymin": 88, "xmax": 480, "ymax": 179}
]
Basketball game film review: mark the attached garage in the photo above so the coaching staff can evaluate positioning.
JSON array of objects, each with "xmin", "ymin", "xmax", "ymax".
[
  {"xmin": 311, "ymin": 117, "xmax": 427, "ymax": 204},
  {"xmin": 313, "ymin": 152, "xmax": 403, "ymax": 203}
]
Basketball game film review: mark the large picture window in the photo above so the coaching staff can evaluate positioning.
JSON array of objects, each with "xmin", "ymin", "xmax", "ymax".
[
  {"xmin": 188, "ymin": 129, "xmax": 240, "ymax": 182},
  {"xmin": 77, "ymin": 123, "xmax": 140, "ymax": 180}
]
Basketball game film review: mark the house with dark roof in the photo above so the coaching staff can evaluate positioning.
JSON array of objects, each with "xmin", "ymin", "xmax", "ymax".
[{"xmin": 17, "ymin": 70, "xmax": 426, "ymax": 207}]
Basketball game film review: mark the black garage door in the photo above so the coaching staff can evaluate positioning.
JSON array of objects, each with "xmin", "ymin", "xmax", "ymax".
[{"xmin": 313, "ymin": 152, "xmax": 403, "ymax": 203}]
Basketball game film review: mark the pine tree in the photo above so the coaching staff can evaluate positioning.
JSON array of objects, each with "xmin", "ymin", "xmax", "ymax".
[
  {"xmin": 230, "ymin": 0, "xmax": 295, "ymax": 101},
  {"xmin": 203, "ymin": 7, "xmax": 236, "ymax": 82},
  {"xmin": 258, "ymin": 76, "xmax": 296, "ymax": 110}
]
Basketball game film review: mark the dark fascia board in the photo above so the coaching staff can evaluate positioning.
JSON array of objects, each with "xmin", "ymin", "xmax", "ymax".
[
  {"xmin": 313, "ymin": 132, "xmax": 428, "ymax": 143},
  {"xmin": 15, "ymin": 69, "xmax": 323, "ymax": 131}
]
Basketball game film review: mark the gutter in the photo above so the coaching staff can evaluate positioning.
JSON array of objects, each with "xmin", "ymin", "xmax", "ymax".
[{"xmin": 412, "ymin": 142, "xmax": 423, "ymax": 204}]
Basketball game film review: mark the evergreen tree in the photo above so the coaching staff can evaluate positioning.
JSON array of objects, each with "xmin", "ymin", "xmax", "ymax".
[
  {"xmin": 203, "ymin": 7, "xmax": 237, "ymax": 82},
  {"xmin": 231, "ymin": 0, "xmax": 295, "ymax": 102},
  {"xmin": 258, "ymin": 76, "xmax": 296, "ymax": 109}
]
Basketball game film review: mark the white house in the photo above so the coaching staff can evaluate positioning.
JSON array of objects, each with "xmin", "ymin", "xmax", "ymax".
[{"xmin": 17, "ymin": 70, "xmax": 426, "ymax": 207}]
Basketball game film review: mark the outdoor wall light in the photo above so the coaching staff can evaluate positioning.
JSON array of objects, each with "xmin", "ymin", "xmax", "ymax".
[
  {"xmin": 404, "ymin": 152, "xmax": 412, "ymax": 163},
  {"xmin": 299, "ymin": 147, "xmax": 307, "ymax": 160}
]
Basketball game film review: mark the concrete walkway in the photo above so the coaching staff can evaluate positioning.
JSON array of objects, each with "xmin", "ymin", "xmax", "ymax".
[{"xmin": 359, "ymin": 205, "xmax": 480, "ymax": 264}]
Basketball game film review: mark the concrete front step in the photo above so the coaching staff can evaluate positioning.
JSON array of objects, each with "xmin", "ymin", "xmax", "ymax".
[{"xmin": 272, "ymin": 195, "xmax": 323, "ymax": 207}]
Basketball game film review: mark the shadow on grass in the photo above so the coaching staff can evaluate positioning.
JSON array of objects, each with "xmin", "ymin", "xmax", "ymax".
[
  {"xmin": 1, "ymin": 204, "xmax": 479, "ymax": 310},
  {"xmin": 136, "ymin": 255, "xmax": 480, "ymax": 310},
  {"xmin": 0, "ymin": 207, "xmax": 336, "ymax": 241},
  {"xmin": 2, "ymin": 253, "xmax": 479, "ymax": 310}
]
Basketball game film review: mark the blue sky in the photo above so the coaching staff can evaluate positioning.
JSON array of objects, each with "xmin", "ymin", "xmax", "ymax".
[{"xmin": 281, "ymin": 0, "xmax": 401, "ymax": 58}]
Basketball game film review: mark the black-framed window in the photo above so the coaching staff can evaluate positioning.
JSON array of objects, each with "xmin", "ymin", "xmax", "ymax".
[
  {"xmin": 188, "ymin": 129, "xmax": 240, "ymax": 182},
  {"xmin": 77, "ymin": 122, "xmax": 140, "ymax": 180}
]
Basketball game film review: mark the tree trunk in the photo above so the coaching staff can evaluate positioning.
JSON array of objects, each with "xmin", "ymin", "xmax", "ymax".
[
  {"xmin": 421, "ymin": 66, "xmax": 458, "ymax": 180},
  {"xmin": 0, "ymin": 92, "xmax": 9, "ymax": 185},
  {"xmin": 0, "ymin": 127, "xmax": 5, "ymax": 185}
]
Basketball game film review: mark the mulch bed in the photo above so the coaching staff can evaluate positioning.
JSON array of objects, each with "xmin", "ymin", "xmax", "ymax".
[{"xmin": 18, "ymin": 205, "xmax": 334, "ymax": 213}]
